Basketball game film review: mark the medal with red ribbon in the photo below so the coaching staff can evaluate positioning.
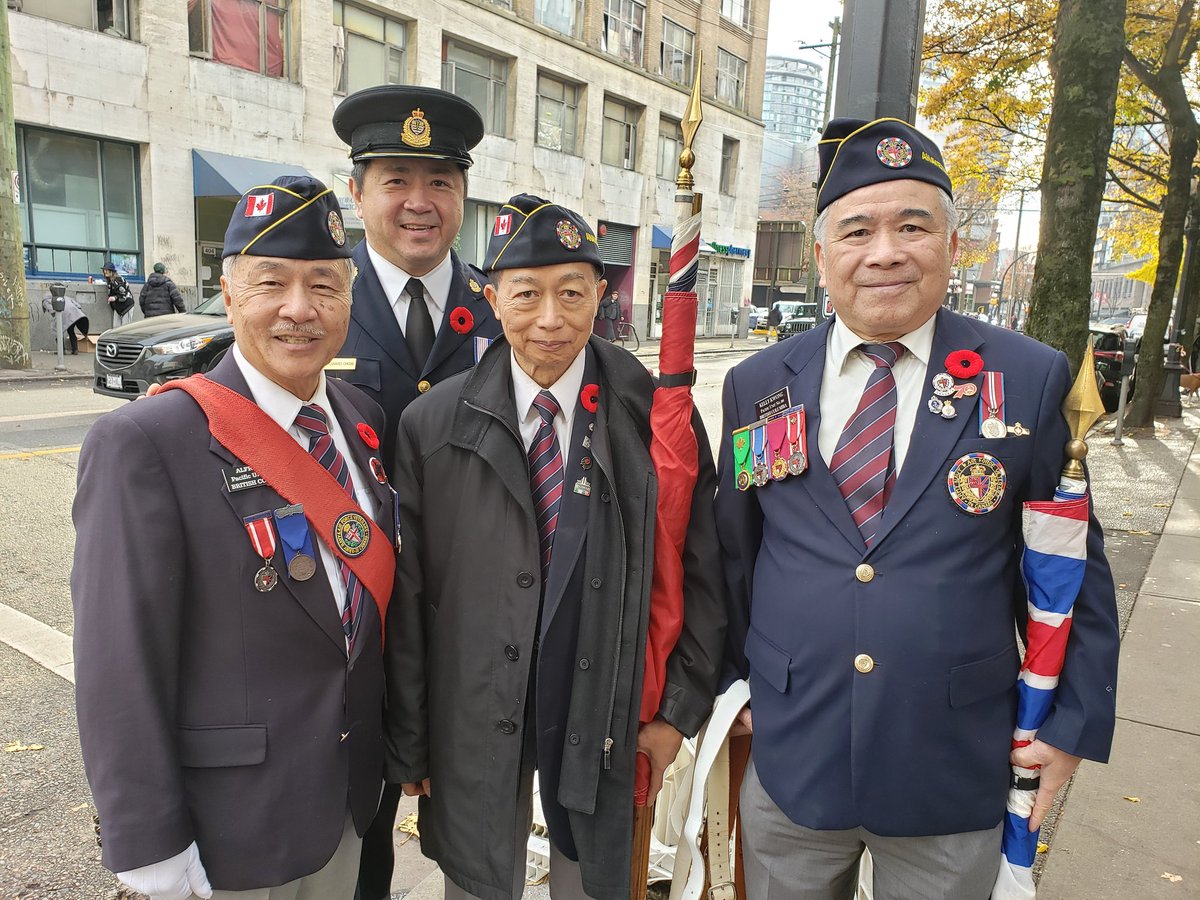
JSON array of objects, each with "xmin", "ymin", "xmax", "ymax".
[
  {"xmin": 243, "ymin": 511, "xmax": 280, "ymax": 592},
  {"xmin": 787, "ymin": 406, "xmax": 808, "ymax": 475},
  {"xmin": 979, "ymin": 371, "xmax": 1007, "ymax": 439}
]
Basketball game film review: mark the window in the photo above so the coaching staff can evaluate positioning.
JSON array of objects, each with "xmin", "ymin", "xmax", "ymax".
[
  {"xmin": 720, "ymin": 137, "xmax": 739, "ymax": 194},
  {"xmin": 189, "ymin": 0, "xmax": 289, "ymax": 78},
  {"xmin": 18, "ymin": 0, "xmax": 129, "ymax": 36},
  {"xmin": 660, "ymin": 19, "xmax": 695, "ymax": 86},
  {"xmin": 535, "ymin": 0, "xmax": 583, "ymax": 38},
  {"xmin": 536, "ymin": 73, "xmax": 581, "ymax": 154},
  {"xmin": 442, "ymin": 39, "xmax": 509, "ymax": 136},
  {"xmin": 657, "ymin": 117, "xmax": 683, "ymax": 180},
  {"xmin": 603, "ymin": 0, "xmax": 645, "ymax": 66},
  {"xmin": 602, "ymin": 98, "xmax": 640, "ymax": 170},
  {"xmin": 720, "ymin": 0, "xmax": 750, "ymax": 29},
  {"xmin": 716, "ymin": 49, "xmax": 747, "ymax": 109},
  {"xmin": 15, "ymin": 126, "xmax": 142, "ymax": 277},
  {"xmin": 332, "ymin": 3, "xmax": 406, "ymax": 95}
]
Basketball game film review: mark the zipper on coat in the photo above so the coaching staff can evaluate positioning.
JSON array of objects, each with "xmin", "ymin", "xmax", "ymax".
[{"xmin": 597, "ymin": 453, "xmax": 630, "ymax": 773}]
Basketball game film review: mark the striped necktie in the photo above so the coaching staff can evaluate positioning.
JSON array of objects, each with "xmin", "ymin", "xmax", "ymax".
[
  {"xmin": 294, "ymin": 403, "xmax": 365, "ymax": 651},
  {"xmin": 830, "ymin": 342, "xmax": 906, "ymax": 547},
  {"xmin": 527, "ymin": 390, "xmax": 564, "ymax": 582}
]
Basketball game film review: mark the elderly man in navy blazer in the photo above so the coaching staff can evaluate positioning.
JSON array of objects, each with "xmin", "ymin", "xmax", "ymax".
[{"xmin": 715, "ymin": 119, "xmax": 1120, "ymax": 899}]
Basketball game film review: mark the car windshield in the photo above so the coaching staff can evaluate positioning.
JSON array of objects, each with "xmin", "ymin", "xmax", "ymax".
[{"xmin": 195, "ymin": 294, "xmax": 227, "ymax": 315}]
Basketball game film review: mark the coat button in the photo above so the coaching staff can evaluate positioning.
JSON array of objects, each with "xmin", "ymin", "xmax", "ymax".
[
  {"xmin": 855, "ymin": 564, "xmax": 875, "ymax": 583},
  {"xmin": 505, "ymin": 645, "xmax": 519, "ymax": 661},
  {"xmin": 600, "ymin": 492, "xmax": 610, "ymax": 503},
  {"xmin": 417, "ymin": 379, "xmax": 431, "ymax": 393},
  {"xmin": 517, "ymin": 572, "xmax": 534, "ymax": 588},
  {"xmin": 854, "ymin": 654, "xmax": 875, "ymax": 674},
  {"xmin": 590, "ymin": 577, "xmax": 602, "ymax": 589},
  {"xmin": 498, "ymin": 719, "xmax": 516, "ymax": 734},
  {"xmin": 569, "ymin": 733, "xmax": 580, "ymax": 745},
  {"xmin": 578, "ymin": 658, "xmax": 590, "ymax": 670}
]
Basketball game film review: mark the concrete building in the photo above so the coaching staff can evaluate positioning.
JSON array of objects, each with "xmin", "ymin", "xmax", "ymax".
[
  {"xmin": 8, "ymin": 0, "xmax": 768, "ymax": 349},
  {"xmin": 761, "ymin": 55, "xmax": 823, "ymax": 144}
]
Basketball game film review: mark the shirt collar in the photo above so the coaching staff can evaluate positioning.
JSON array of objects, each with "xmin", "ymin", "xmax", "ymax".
[
  {"xmin": 232, "ymin": 343, "xmax": 332, "ymax": 433},
  {"xmin": 510, "ymin": 345, "xmax": 587, "ymax": 423},
  {"xmin": 364, "ymin": 240, "xmax": 453, "ymax": 319},
  {"xmin": 829, "ymin": 312, "xmax": 936, "ymax": 374}
]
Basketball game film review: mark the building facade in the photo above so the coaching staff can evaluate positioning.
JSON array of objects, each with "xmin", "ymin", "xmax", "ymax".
[
  {"xmin": 9, "ymin": 0, "xmax": 768, "ymax": 349},
  {"xmin": 761, "ymin": 55, "xmax": 823, "ymax": 144}
]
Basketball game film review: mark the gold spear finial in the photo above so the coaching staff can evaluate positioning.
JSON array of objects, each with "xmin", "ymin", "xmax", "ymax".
[
  {"xmin": 1061, "ymin": 336, "xmax": 1107, "ymax": 480},
  {"xmin": 676, "ymin": 51, "xmax": 704, "ymax": 191}
]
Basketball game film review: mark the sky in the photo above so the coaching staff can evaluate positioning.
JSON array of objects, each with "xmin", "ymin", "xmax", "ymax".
[{"xmin": 764, "ymin": 0, "xmax": 1040, "ymax": 255}]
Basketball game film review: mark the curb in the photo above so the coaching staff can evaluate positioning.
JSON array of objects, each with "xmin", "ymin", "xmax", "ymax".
[{"xmin": 0, "ymin": 372, "xmax": 93, "ymax": 386}]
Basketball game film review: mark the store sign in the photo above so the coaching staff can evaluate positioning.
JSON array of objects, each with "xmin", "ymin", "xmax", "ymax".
[{"xmin": 708, "ymin": 242, "xmax": 750, "ymax": 259}]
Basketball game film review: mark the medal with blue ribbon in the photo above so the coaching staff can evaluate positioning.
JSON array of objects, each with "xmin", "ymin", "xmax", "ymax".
[
  {"xmin": 751, "ymin": 423, "xmax": 769, "ymax": 487},
  {"xmin": 272, "ymin": 503, "xmax": 317, "ymax": 581}
]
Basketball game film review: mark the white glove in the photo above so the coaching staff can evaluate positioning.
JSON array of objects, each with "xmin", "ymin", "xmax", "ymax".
[{"xmin": 117, "ymin": 841, "xmax": 213, "ymax": 900}]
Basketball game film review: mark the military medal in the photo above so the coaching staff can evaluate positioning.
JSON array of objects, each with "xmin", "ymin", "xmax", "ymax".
[
  {"xmin": 732, "ymin": 426, "xmax": 753, "ymax": 491},
  {"xmin": 786, "ymin": 406, "xmax": 808, "ymax": 475},
  {"xmin": 574, "ymin": 477, "xmax": 591, "ymax": 496},
  {"xmin": 1007, "ymin": 422, "xmax": 1030, "ymax": 437},
  {"xmin": 272, "ymin": 504, "xmax": 317, "ymax": 582},
  {"xmin": 750, "ymin": 424, "xmax": 769, "ymax": 487},
  {"xmin": 767, "ymin": 416, "xmax": 790, "ymax": 481},
  {"xmin": 947, "ymin": 452, "xmax": 1007, "ymax": 515},
  {"xmin": 243, "ymin": 512, "xmax": 279, "ymax": 592},
  {"xmin": 979, "ymin": 371, "xmax": 1007, "ymax": 439}
]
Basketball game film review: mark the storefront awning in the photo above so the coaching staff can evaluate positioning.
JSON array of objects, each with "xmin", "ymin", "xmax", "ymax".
[
  {"xmin": 652, "ymin": 225, "xmax": 673, "ymax": 250},
  {"xmin": 192, "ymin": 149, "xmax": 311, "ymax": 198}
]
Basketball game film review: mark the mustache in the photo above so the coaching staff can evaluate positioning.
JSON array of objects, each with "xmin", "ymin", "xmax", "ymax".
[{"xmin": 268, "ymin": 323, "xmax": 327, "ymax": 339}]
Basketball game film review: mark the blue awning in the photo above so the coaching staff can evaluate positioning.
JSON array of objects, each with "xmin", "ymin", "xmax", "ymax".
[
  {"xmin": 192, "ymin": 150, "xmax": 311, "ymax": 198},
  {"xmin": 652, "ymin": 225, "xmax": 673, "ymax": 250}
]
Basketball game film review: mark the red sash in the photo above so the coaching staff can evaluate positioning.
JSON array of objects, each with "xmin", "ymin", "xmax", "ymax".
[{"xmin": 161, "ymin": 376, "xmax": 394, "ymax": 634}]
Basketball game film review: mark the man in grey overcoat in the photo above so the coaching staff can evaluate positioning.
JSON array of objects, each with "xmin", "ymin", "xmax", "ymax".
[{"xmin": 385, "ymin": 194, "xmax": 725, "ymax": 899}]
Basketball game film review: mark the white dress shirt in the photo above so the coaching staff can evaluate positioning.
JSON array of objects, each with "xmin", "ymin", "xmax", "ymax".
[
  {"xmin": 817, "ymin": 314, "xmax": 937, "ymax": 473},
  {"xmin": 364, "ymin": 241, "xmax": 451, "ymax": 337},
  {"xmin": 511, "ymin": 348, "xmax": 587, "ymax": 455},
  {"xmin": 233, "ymin": 345, "xmax": 378, "ymax": 625}
]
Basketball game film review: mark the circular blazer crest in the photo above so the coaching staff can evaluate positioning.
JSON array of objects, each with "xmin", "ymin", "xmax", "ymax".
[
  {"xmin": 334, "ymin": 511, "xmax": 371, "ymax": 557},
  {"xmin": 401, "ymin": 108, "xmax": 432, "ymax": 148},
  {"xmin": 876, "ymin": 137, "xmax": 914, "ymax": 169},
  {"xmin": 947, "ymin": 452, "xmax": 1007, "ymax": 515}
]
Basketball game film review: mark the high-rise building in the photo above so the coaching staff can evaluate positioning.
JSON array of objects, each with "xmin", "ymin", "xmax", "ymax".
[{"xmin": 761, "ymin": 55, "xmax": 824, "ymax": 143}]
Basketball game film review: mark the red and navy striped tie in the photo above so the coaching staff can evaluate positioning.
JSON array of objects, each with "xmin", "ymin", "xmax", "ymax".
[
  {"xmin": 528, "ymin": 390, "xmax": 564, "ymax": 582},
  {"xmin": 294, "ymin": 403, "xmax": 365, "ymax": 651},
  {"xmin": 830, "ymin": 342, "xmax": 906, "ymax": 547}
]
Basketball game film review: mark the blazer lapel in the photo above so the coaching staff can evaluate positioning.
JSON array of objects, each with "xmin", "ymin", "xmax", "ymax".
[
  {"xmin": 869, "ymin": 309, "xmax": 986, "ymax": 551},
  {"xmin": 326, "ymin": 380, "xmax": 393, "ymax": 525},
  {"xmin": 351, "ymin": 242, "xmax": 418, "ymax": 378},
  {"xmin": 781, "ymin": 322, "xmax": 867, "ymax": 554},
  {"xmin": 424, "ymin": 252, "xmax": 490, "ymax": 375}
]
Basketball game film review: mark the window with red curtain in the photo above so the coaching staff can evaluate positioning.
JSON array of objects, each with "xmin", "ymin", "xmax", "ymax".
[{"xmin": 188, "ymin": 0, "xmax": 287, "ymax": 77}]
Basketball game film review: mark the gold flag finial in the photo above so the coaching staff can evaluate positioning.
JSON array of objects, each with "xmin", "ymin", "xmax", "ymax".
[
  {"xmin": 1061, "ymin": 336, "xmax": 1107, "ymax": 480},
  {"xmin": 676, "ymin": 51, "xmax": 705, "ymax": 191}
]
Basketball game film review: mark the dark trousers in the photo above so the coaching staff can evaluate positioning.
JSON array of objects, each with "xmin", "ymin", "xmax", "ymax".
[
  {"xmin": 66, "ymin": 317, "xmax": 89, "ymax": 354},
  {"xmin": 356, "ymin": 782, "xmax": 403, "ymax": 900}
]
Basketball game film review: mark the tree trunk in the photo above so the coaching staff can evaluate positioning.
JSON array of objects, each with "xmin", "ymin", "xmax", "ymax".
[
  {"xmin": 1179, "ymin": 185, "xmax": 1200, "ymax": 372},
  {"xmin": 1124, "ymin": 59, "xmax": 1199, "ymax": 424},
  {"xmin": 1025, "ymin": 0, "xmax": 1126, "ymax": 378},
  {"xmin": 1, "ymin": 4, "xmax": 32, "ymax": 369}
]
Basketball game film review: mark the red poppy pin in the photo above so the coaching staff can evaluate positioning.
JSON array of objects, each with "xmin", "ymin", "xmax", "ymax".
[
  {"xmin": 580, "ymin": 383, "xmax": 599, "ymax": 413},
  {"xmin": 449, "ymin": 306, "xmax": 474, "ymax": 334},
  {"xmin": 357, "ymin": 422, "xmax": 380, "ymax": 450},
  {"xmin": 945, "ymin": 349, "xmax": 983, "ymax": 380}
]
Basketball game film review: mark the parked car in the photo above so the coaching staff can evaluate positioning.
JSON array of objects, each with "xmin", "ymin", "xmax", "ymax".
[
  {"xmin": 747, "ymin": 306, "xmax": 767, "ymax": 330},
  {"xmin": 1127, "ymin": 313, "xmax": 1148, "ymax": 341},
  {"xmin": 93, "ymin": 294, "xmax": 233, "ymax": 399},
  {"xmin": 774, "ymin": 301, "xmax": 818, "ymax": 340},
  {"xmin": 1089, "ymin": 324, "xmax": 1133, "ymax": 412}
]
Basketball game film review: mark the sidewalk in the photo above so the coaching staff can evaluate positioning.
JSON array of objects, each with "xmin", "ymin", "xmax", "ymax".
[
  {"xmin": 1037, "ymin": 414, "xmax": 1200, "ymax": 898},
  {"xmin": 0, "ymin": 349, "xmax": 95, "ymax": 385}
]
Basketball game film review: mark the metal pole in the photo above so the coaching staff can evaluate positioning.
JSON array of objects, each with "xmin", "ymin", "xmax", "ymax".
[
  {"xmin": 54, "ymin": 307, "xmax": 65, "ymax": 372},
  {"xmin": 807, "ymin": 18, "xmax": 840, "ymax": 318},
  {"xmin": 833, "ymin": 0, "xmax": 927, "ymax": 122},
  {"xmin": 1006, "ymin": 189, "xmax": 1026, "ymax": 326},
  {"xmin": 1112, "ymin": 375, "xmax": 1130, "ymax": 445}
]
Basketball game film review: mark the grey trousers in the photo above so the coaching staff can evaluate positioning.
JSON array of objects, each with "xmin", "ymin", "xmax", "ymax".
[
  {"xmin": 207, "ymin": 813, "xmax": 362, "ymax": 900},
  {"xmin": 740, "ymin": 760, "xmax": 1003, "ymax": 900}
]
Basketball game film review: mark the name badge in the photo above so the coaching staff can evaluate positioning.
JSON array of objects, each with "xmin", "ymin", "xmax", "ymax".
[
  {"xmin": 754, "ymin": 386, "xmax": 792, "ymax": 421},
  {"xmin": 222, "ymin": 465, "xmax": 266, "ymax": 492},
  {"xmin": 324, "ymin": 357, "xmax": 357, "ymax": 371}
]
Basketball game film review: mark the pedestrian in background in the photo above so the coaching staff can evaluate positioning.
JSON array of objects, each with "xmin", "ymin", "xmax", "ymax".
[
  {"xmin": 598, "ymin": 290, "xmax": 620, "ymax": 340},
  {"xmin": 101, "ymin": 261, "xmax": 135, "ymax": 328},
  {"xmin": 141, "ymin": 262, "xmax": 187, "ymax": 317},
  {"xmin": 42, "ymin": 293, "xmax": 90, "ymax": 354},
  {"xmin": 767, "ymin": 301, "xmax": 782, "ymax": 341}
]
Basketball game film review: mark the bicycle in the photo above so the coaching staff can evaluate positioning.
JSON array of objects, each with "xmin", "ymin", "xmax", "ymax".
[{"xmin": 611, "ymin": 320, "xmax": 640, "ymax": 352}]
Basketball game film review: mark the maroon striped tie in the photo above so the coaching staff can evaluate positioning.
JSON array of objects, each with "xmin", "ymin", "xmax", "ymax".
[
  {"xmin": 528, "ymin": 390, "xmax": 564, "ymax": 581},
  {"xmin": 294, "ymin": 403, "xmax": 365, "ymax": 651},
  {"xmin": 830, "ymin": 342, "xmax": 906, "ymax": 546}
]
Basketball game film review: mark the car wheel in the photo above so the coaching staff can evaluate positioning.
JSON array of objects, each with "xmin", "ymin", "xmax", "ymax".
[{"xmin": 201, "ymin": 348, "xmax": 228, "ymax": 373}]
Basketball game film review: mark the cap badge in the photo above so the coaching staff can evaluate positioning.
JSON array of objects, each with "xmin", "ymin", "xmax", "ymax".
[
  {"xmin": 244, "ymin": 193, "xmax": 275, "ymax": 217},
  {"xmin": 401, "ymin": 108, "xmax": 432, "ymax": 149},
  {"xmin": 876, "ymin": 137, "xmax": 914, "ymax": 169},
  {"xmin": 468, "ymin": 278, "xmax": 482, "ymax": 293},
  {"xmin": 556, "ymin": 219, "xmax": 582, "ymax": 250},
  {"xmin": 327, "ymin": 210, "xmax": 346, "ymax": 246}
]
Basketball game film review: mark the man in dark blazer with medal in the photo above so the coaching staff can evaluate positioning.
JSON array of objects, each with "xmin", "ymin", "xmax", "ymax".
[
  {"xmin": 715, "ymin": 119, "xmax": 1121, "ymax": 898},
  {"xmin": 330, "ymin": 85, "xmax": 503, "ymax": 466},
  {"xmin": 385, "ymin": 195, "xmax": 726, "ymax": 899},
  {"xmin": 73, "ymin": 176, "xmax": 398, "ymax": 899}
]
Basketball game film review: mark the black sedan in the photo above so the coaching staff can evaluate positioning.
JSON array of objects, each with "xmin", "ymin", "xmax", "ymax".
[{"xmin": 93, "ymin": 295, "xmax": 233, "ymax": 399}]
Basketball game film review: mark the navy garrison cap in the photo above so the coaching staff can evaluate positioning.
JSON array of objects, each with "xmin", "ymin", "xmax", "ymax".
[
  {"xmin": 816, "ymin": 117, "xmax": 953, "ymax": 213},
  {"xmin": 223, "ymin": 176, "xmax": 352, "ymax": 260},
  {"xmin": 333, "ymin": 85, "xmax": 484, "ymax": 168},
  {"xmin": 483, "ymin": 194, "xmax": 603, "ymax": 275}
]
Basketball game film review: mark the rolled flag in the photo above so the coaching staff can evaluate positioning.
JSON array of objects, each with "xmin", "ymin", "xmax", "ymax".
[{"xmin": 993, "ymin": 480, "xmax": 1090, "ymax": 899}]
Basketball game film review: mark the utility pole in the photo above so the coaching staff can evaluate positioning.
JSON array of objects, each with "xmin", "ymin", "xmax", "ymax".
[
  {"xmin": 834, "ymin": 0, "xmax": 928, "ymax": 122},
  {"xmin": 1, "ymin": 2, "xmax": 32, "ymax": 369},
  {"xmin": 803, "ymin": 17, "xmax": 840, "ymax": 315},
  {"xmin": 1005, "ymin": 189, "xmax": 1027, "ymax": 326}
]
